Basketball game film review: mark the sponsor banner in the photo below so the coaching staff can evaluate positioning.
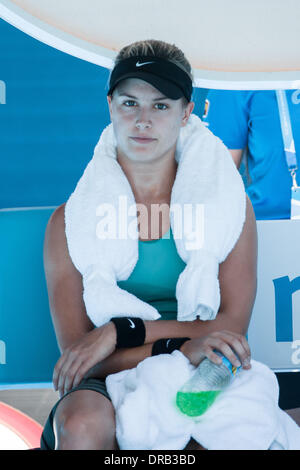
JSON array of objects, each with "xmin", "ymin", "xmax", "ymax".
[{"xmin": 248, "ymin": 219, "xmax": 300, "ymax": 370}]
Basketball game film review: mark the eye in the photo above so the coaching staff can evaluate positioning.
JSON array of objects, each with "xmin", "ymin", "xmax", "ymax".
[
  {"xmin": 123, "ymin": 100, "xmax": 137, "ymax": 107},
  {"xmin": 154, "ymin": 103, "xmax": 168, "ymax": 110}
]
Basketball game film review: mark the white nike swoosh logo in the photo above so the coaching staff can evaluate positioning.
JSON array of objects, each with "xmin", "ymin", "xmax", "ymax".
[
  {"xmin": 166, "ymin": 339, "xmax": 171, "ymax": 348},
  {"xmin": 128, "ymin": 319, "xmax": 135, "ymax": 328},
  {"xmin": 136, "ymin": 61, "xmax": 155, "ymax": 67}
]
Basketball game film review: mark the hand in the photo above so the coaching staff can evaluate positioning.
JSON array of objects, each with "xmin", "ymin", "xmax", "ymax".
[
  {"xmin": 180, "ymin": 330, "xmax": 251, "ymax": 370},
  {"xmin": 53, "ymin": 321, "xmax": 117, "ymax": 397}
]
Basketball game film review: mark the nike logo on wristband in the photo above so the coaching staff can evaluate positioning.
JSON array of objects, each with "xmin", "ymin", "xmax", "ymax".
[
  {"xmin": 136, "ymin": 61, "xmax": 155, "ymax": 67},
  {"xmin": 166, "ymin": 339, "xmax": 171, "ymax": 348},
  {"xmin": 128, "ymin": 319, "xmax": 136, "ymax": 329}
]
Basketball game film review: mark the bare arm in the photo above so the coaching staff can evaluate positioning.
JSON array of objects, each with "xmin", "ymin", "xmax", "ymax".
[
  {"xmin": 43, "ymin": 203, "xmax": 94, "ymax": 352},
  {"xmin": 229, "ymin": 149, "xmax": 244, "ymax": 169}
]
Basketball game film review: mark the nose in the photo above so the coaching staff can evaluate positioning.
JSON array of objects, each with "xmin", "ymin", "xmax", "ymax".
[
  {"xmin": 135, "ymin": 108, "xmax": 152, "ymax": 130},
  {"xmin": 136, "ymin": 121, "xmax": 152, "ymax": 130}
]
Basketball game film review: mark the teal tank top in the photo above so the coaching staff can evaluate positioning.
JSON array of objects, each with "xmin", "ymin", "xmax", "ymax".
[{"xmin": 117, "ymin": 227, "xmax": 186, "ymax": 321}]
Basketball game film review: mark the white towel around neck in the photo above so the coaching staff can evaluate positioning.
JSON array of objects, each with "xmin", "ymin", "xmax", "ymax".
[{"xmin": 65, "ymin": 114, "xmax": 246, "ymax": 327}]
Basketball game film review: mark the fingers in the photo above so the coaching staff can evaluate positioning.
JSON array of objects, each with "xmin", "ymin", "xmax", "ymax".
[
  {"xmin": 53, "ymin": 348, "xmax": 87, "ymax": 397},
  {"xmin": 52, "ymin": 354, "xmax": 66, "ymax": 393},
  {"xmin": 204, "ymin": 348, "xmax": 224, "ymax": 366},
  {"xmin": 217, "ymin": 331, "xmax": 251, "ymax": 369},
  {"xmin": 202, "ymin": 330, "xmax": 251, "ymax": 370}
]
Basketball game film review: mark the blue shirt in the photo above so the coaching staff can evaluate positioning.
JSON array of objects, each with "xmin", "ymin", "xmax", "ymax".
[{"xmin": 202, "ymin": 90, "xmax": 300, "ymax": 220}]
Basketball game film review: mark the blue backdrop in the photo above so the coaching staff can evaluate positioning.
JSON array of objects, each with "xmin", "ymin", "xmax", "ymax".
[{"xmin": 0, "ymin": 19, "xmax": 208, "ymax": 209}]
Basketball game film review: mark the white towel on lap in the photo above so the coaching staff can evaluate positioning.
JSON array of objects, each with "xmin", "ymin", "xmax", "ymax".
[
  {"xmin": 65, "ymin": 114, "xmax": 246, "ymax": 327},
  {"xmin": 106, "ymin": 351, "xmax": 300, "ymax": 450}
]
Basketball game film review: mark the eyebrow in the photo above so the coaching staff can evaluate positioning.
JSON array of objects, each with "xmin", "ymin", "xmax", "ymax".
[{"xmin": 117, "ymin": 92, "xmax": 169, "ymax": 101}]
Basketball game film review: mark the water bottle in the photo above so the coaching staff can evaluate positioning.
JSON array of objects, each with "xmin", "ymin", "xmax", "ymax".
[{"xmin": 176, "ymin": 353, "xmax": 241, "ymax": 417}]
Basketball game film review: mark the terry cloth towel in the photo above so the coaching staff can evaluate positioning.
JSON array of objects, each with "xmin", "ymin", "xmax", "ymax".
[
  {"xmin": 65, "ymin": 114, "xmax": 246, "ymax": 327},
  {"xmin": 105, "ymin": 351, "xmax": 300, "ymax": 450}
]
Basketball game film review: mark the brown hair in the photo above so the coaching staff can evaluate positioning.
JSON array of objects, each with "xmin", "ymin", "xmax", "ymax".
[
  {"xmin": 112, "ymin": 39, "xmax": 193, "ymax": 105},
  {"xmin": 115, "ymin": 39, "xmax": 193, "ymax": 79}
]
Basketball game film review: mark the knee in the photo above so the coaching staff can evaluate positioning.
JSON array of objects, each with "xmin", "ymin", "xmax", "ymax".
[{"xmin": 54, "ymin": 406, "xmax": 117, "ymax": 450}]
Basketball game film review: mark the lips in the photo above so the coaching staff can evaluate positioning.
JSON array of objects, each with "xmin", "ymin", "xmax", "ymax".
[{"xmin": 130, "ymin": 136, "xmax": 156, "ymax": 144}]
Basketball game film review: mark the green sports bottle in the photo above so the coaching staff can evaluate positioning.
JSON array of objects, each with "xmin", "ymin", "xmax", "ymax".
[{"xmin": 176, "ymin": 353, "xmax": 241, "ymax": 417}]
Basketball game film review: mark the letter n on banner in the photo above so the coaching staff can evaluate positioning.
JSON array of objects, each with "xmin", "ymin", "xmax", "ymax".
[{"xmin": 273, "ymin": 276, "xmax": 300, "ymax": 342}]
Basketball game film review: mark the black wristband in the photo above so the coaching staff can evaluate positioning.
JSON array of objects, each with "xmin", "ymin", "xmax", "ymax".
[
  {"xmin": 110, "ymin": 317, "xmax": 146, "ymax": 349},
  {"xmin": 151, "ymin": 337, "xmax": 191, "ymax": 356}
]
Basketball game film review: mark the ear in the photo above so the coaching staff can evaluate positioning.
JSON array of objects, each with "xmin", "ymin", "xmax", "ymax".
[
  {"xmin": 107, "ymin": 95, "xmax": 113, "ymax": 120},
  {"xmin": 181, "ymin": 101, "xmax": 195, "ymax": 127}
]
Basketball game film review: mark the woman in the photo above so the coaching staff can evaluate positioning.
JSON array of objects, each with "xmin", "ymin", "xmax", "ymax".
[{"xmin": 40, "ymin": 39, "xmax": 256, "ymax": 450}]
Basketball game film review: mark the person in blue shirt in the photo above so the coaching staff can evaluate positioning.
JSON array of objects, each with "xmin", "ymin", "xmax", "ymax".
[{"xmin": 202, "ymin": 89, "xmax": 300, "ymax": 220}]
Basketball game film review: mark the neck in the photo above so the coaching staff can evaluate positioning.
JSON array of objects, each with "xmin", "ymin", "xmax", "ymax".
[{"xmin": 117, "ymin": 150, "xmax": 178, "ymax": 201}]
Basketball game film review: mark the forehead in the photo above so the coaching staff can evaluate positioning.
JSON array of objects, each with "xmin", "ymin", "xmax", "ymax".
[{"xmin": 114, "ymin": 78, "xmax": 167, "ymax": 99}]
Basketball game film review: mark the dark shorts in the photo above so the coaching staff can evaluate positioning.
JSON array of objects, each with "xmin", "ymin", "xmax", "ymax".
[{"xmin": 40, "ymin": 377, "xmax": 111, "ymax": 450}]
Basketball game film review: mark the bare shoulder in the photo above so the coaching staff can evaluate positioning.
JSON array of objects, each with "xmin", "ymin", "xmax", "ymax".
[
  {"xmin": 224, "ymin": 195, "xmax": 257, "ymax": 265},
  {"xmin": 219, "ymin": 195, "xmax": 257, "ymax": 283},
  {"xmin": 245, "ymin": 195, "xmax": 256, "ymax": 229},
  {"xmin": 239, "ymin": 195, "xmax": 257, "ymax": 248},
  {"xmin": 44, "ymin": 202, "xmax": 75, "ymax": 275},
  {"xmin": 45, "ymin": 203, "xmax": 66, "ymax": 252},
  {"xmin": 46, "ymin": 203, "xmax": 65, "ymax": 234}
]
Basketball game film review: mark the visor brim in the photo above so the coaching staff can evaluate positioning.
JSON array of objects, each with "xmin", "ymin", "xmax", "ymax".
[{"xmin": 107, "ymin": 71, "xmax": 184, "ymax": 100}]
